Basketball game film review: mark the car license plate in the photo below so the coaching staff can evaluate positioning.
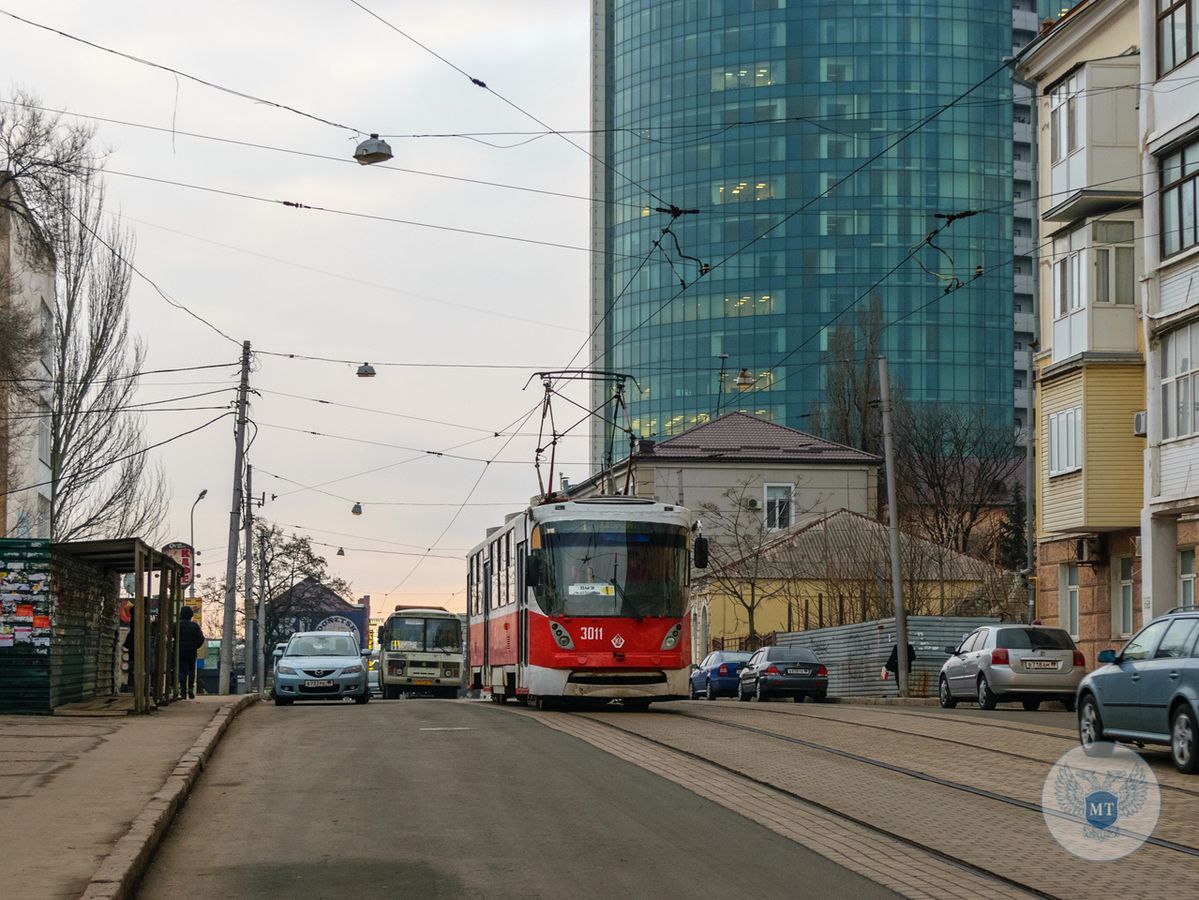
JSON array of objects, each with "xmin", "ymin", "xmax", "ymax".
[
  {"xmin": 1026, "ymin": 660, "xmax": 1058, "ymax": 670},
  {"xmin": 786, "ymin": 667, "xmax": 811, "ymax": 676},
  {"xmin": 413, "ymin": 678, "xmax": 434, "ymax": 685},
  {"xmin": 304, "ymin": 679, "xmax": 334, "ymax": 688}
]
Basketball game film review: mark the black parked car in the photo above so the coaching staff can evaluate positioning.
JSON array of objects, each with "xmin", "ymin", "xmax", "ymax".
[{"xmin": 738, "ymin": 646, "xmax": 828, "ymax": 702}]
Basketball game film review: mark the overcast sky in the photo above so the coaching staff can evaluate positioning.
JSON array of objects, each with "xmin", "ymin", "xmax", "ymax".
[{"xmin": 2, "ymin": 1, "xmax": 596, "ymax": 613}]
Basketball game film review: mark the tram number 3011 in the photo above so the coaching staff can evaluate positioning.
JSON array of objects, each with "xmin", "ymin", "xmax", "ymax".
[{"xmin": 579, "ymin": 626, "xmax": 604, "ymax": 641}]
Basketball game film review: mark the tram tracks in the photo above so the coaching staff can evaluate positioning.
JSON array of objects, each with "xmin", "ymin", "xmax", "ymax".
[
  {"xmin": 686, "ymin": 702, "xmax": 1199, "ymax": 802},
  {"xmin": 550, "ymin": 708, "xmax": 1059, "ymax": 900},
  {"xmin": 509, "ymin": 700, "xmax": 1199, "ymax": 899},
  {"xmin": 643, "ymin": 706, "xmax": 1199, "ymax": 859}
]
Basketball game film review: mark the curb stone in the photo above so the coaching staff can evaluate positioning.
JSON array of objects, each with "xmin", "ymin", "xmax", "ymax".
[{"xmin": 80, "ymin": 694, "xmax": 259, "ymax": 900}]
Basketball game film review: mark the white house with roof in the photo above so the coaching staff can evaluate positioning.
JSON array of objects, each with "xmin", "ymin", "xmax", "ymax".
[{"xmin": 565, "ymin": 411, "xmax": 881, "ymax": 535}]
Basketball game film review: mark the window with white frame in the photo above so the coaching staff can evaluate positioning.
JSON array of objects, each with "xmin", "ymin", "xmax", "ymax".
[
  {"xmin": 1115, "ymin": 556, "xmax": 1134, "ymax": 638},
  {"xmin": 1161, "ymin": 137, "xmax": 1199, "ymax": 258},
  {"xmin": 1092, "ymin": 221, "xmax": 1136, "ymax": 304},
  {"xmin": 1053, "ymin": 242, "xmax": 1083, "ymax": 318},
  {"xmin": 1061, "ymin": 564, "xmax": 1080, "ymax": 638},
  {"xmin": 1048, "ymin": 407, "xmax": 1082, "ymax": 476},
  {"xmin": 764, "ymin": 483, "xmax": 793, "ymax": 530},
  {"xmin": 1181, "ymin": 548, "xmax": 1196, "ymax": 608},
  {"xmin": 1049, "ymin": 74, "xmax": 1079, "ymax": 164},
  {"xmin": 1159, "ymin": 323, "xmax": 1199, "ymax": 440}
]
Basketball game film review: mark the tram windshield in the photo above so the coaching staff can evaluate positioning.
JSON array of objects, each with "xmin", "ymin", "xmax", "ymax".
[
  {"xmin": 384, "ymin": 617, "xmax": 462, "ymax": 653},
  {"xmin": 532, "ymin": 520, "xmax": 687, "ymax": 618}
]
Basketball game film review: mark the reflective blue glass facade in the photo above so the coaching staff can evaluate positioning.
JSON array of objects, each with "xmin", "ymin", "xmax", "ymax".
[{"xmin": 592, "ymin": 0, "xmax": 1016, "ymax": 459}]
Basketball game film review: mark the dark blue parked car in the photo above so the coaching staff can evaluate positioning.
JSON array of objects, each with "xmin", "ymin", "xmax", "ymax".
[
  {"xmin": 1077, "ymin": 608, "xmax": 1199, "ymax": 773},
  {"xmin": 690, "ymin": 651, "xmax": 753, "ymax": 700}
]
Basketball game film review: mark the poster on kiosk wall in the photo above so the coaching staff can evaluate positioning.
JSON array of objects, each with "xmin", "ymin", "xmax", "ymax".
[{"xmin": 163, "ymin": 542, "xmax": 202, "ymax": 613}]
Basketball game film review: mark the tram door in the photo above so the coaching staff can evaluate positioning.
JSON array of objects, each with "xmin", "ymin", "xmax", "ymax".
[
  {"xmin": 482, "ymin": 558, "xmax": 492, "ymax": 687},
  {"xmin": 516, "ymin": 540, "xmax": 527, "ymax": 689}
]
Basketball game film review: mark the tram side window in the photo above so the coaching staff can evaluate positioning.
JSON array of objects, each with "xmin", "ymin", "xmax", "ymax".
[
  {"xmin": 492, "ymin": 541, "xmax": 501, "ymax": 609},
  {"xmin": 472, "ymin": 553, "xmax": 481, "ymax": 618},
  {"xmin": 504, "ymin": 533, "xmax": 512, "ymax": 605}
]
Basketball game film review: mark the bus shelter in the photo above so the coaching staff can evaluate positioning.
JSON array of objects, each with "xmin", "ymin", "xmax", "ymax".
[{"xmin": 0, "ymin": 537, "xmax": 185, "ymax": 714}]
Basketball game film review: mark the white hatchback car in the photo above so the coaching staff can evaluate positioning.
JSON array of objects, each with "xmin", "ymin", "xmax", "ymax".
[{"xmin": 939, "ymin": 624, "xmax": 1085, "ymax": 711}]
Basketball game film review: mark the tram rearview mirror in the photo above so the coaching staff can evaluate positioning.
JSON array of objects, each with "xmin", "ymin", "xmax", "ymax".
[{"xmin": 693, "ymin": 536, "xmax": 709, "ymax": 569}]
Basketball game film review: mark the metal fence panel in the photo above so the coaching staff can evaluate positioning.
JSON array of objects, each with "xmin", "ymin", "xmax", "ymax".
[{"xmin": 776, "ymin": 616, "xmax": 999, "ymax": 698}]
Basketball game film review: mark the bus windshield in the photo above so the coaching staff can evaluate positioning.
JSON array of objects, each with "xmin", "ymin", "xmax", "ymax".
[
  {"xmin": 533, "ymin": 519, "xmax": 687, "ymax": 618},
  {"xmin": 386, "ymin": 617, "xmax": 461, "ymax": 653}
]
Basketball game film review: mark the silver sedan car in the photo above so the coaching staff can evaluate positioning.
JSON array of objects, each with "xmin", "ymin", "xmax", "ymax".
[
  {"xmin": 938, "ymin": 624, "xmax": 1084, "ymax": 711},
  {"xmin": 273, "ymin": 631, "xmax": 370, "ymax": 706}
]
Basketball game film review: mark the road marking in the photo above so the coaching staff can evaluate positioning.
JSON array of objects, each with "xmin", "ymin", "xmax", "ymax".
[{"xmin": 418, "ymin": 726, "xmax": 473, "ymax": 731}]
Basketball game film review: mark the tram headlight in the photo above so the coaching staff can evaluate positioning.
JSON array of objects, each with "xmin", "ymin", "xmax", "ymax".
[
  {"xmin": 660, "ymin": 624, "xmax": 683, "ymax": 650},
  {"xmin": 550, "ymin": 621, "xmax": 575, "ymax": 650}
]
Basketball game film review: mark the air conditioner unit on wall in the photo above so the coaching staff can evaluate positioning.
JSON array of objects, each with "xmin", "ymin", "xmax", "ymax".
[
  {"xmin": 1075, "ymin": 534, "xmax": 1107, "ymax": 565},
  {"xmin": 1133, "ymin": 410, "xmax": 1148, "ymax": 437},
  {"xmin": 747, "ymin": 498, "xmax": 760, "ymax": 509}
]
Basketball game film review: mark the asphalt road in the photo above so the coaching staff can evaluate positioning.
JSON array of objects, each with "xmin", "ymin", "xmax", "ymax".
[{"xmin": 137, "ymin": 699, "xmax": 898, "ymax": 900}]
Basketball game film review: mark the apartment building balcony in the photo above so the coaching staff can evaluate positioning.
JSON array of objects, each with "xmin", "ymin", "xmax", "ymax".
[
  {"xmin": 1044, "ymin": 59, "xmax": 1141, "ymax": 223},
  {"xmin": 1039, "ymin": 362, "xmax": 1145, "ymax": 535},
  {"xmin": 1015, "ymin": 311, "xmax": 1036, "ymax": 335}
]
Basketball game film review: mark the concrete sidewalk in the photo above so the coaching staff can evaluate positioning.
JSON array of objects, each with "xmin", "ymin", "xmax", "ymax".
[{"xmin": 0, "ymin": 695, "xmax": 253, "ymax": 900}]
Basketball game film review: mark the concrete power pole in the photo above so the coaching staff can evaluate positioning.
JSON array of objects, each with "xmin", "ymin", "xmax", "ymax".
[
  {"xmin": 243, "ymin": 463, "xmax": 255, "ymax": 694},
  {"xmin": 219, "ymin": 340, "xmax": 251, "ymax": 695},
  {"xmin": 878, "ymin": 356, "xmax": 909, "ymax": 698}
]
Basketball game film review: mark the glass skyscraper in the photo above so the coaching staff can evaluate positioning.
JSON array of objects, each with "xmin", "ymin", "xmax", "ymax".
[{"xmin": 590, "ymin": 0, "xmax": 1017, "ymax": 465}]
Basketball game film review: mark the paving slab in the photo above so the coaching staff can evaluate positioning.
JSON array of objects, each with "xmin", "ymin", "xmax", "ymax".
[{"xmin": 0, "ymin": 696, "xmax": 250, "ymax": 900}]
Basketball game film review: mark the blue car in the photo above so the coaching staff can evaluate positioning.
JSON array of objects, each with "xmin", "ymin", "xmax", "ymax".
[
  {"xmin": 1077, "ymin": 608, "xmax": 1199, "ymax": 773},
  {"xmin": 690, "ymin": 651, "xmax": 753, "ymax": 700},
  {"xmin": 273, "ymin": 631, "xmax": 371, "ymax": 706}
]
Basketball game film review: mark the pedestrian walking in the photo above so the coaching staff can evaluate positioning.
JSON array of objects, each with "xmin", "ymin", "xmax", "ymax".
[
  {"xmin": 177, "ymin": 606, "xmax": 206, "ymax": 699},
  {"xmin": 882, "ymin": 641, "xmax": 916, "ymax": 681}
]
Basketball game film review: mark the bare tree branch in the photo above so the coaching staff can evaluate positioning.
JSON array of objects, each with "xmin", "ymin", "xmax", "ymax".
[{"xmin": 1, "ymin": 92, "xmax": 167, "ymax": 542}]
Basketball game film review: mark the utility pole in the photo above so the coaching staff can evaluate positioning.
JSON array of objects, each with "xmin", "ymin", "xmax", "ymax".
[
  {"xmin": 219, "ymin": 340, "xmax": 251, "ymax": 695},
  {"xmin": 243, "ymin": 463, "xmax": 255, "ymax": 694},
  {"xmin": 878, "ymin": 356, "xmax": 909, "ymax": 698}
]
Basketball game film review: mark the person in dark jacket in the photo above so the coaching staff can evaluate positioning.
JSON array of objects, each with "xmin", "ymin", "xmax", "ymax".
[
  {"xmin": 885, "ymin": 641, "xmax": 917, "ymax": 679},
  {"xmin": 177, "ymin": 606, "xmax": 206, "ymax": 699}
]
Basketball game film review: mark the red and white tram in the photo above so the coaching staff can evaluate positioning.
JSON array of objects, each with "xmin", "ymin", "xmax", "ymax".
[{"xmin": 467, "ymin": 496, "xmax": 707, "ymax": 709}]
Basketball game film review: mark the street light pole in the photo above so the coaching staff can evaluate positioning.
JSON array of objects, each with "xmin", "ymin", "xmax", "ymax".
[{"xmin": 189, "ymin": 489, "xmax": 207, "ymax": 601}]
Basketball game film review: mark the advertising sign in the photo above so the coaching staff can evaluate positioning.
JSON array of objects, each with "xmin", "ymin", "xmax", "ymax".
[{"xmin": 163, "ymin": 542, "xmax": 194, "ymax": 588}]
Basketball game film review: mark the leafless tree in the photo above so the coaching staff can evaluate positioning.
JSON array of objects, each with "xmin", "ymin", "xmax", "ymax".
[
  {"xmin": 811, "ymin": 294, "xmax": 886, "ymax": 456},
  {"xmin": 697, "ymin": 481, "xmax": 804, "ymax": 643},
  {"xmin": 0, "ymin": 186, "xmax": 45, "ymax": 527},
  {"xmin": 1, "ymin": 93, "xmax": 168, "ymax": 541},
  {"xmin": 199, "ymin": 522, "xmax": 353, "ymax": 670},
  {"xmin": 893, "ymin": 403, "xmax": 1022, "ymax": 559}
]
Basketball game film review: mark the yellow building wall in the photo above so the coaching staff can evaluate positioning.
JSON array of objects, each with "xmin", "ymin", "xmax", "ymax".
[
  {"xmin": 700, "ymin": 577, "xmax": 986, "ymax": 646},
  {"xmin": 1039, "ymin": 369, "xmax": 1085, "ymax": 534},
  {"xmin": 1083, "ymin": 365, "xmax": 1145, "ymax": 527}
]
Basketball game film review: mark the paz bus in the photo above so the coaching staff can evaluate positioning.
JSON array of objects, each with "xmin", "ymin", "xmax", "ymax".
[
  {"xmin": 466, "ymin": 496, "xmax": 708, "ymax": 709},
  {"xmin": 376, "ymin": 606, "xmax": 464, "ymax": 699}
]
